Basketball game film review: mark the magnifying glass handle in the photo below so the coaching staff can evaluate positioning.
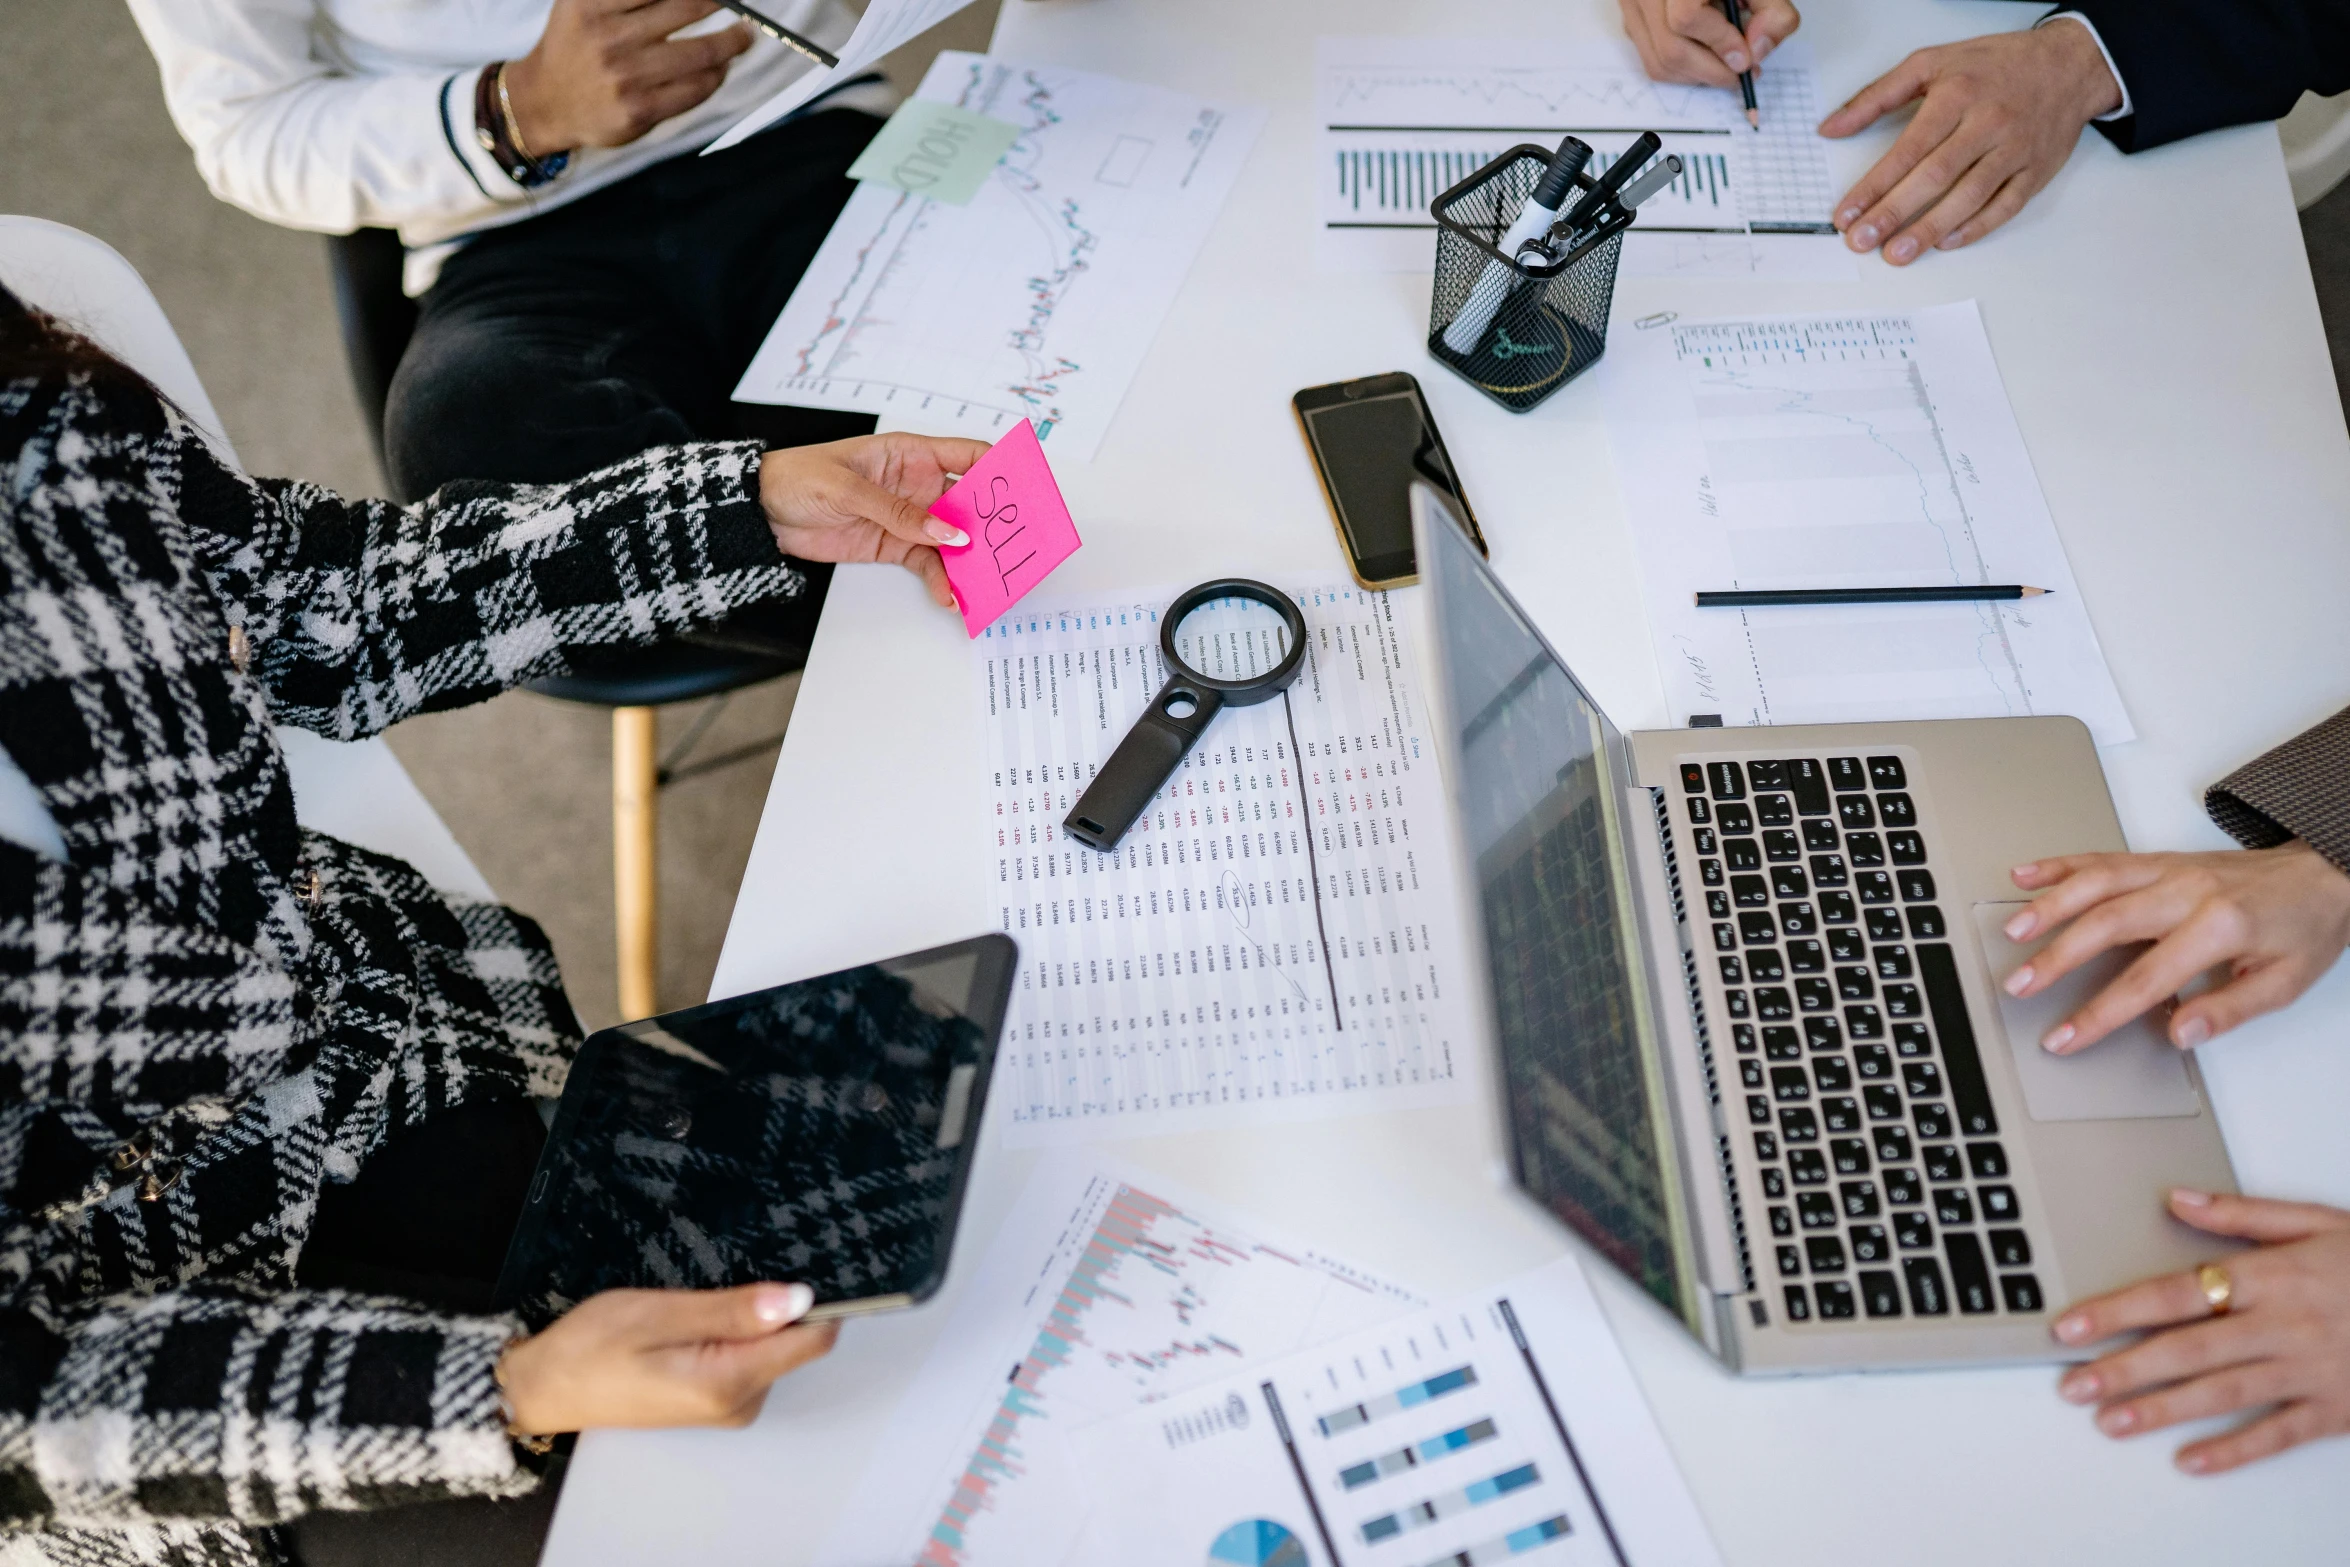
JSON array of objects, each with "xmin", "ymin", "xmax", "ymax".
[{"xmin": 1063, "ymin": 678, "xmax": 1228, "ymax": 851}]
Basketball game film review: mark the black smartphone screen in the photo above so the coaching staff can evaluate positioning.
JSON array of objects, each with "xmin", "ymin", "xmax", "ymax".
[{"xmin": 1301, "ymin": 383, "xmax": 1473, "ymax": 583}]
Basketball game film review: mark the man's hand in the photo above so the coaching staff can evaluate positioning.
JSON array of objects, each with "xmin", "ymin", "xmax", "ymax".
[
  {"xmin": 2000, "ymin": 842, "xmax": 2350, "ymax": 1055},
  {"xmin": 498, "ymin": 1283, "xmax": 841, "ymax": 1433},
  {"xmin": 1819, "ymin": 22, "xmax": 2122, "ymax": 264},
  {"xmin": 758, "ymin": 434, "xmax": 993, "ymax": 611},
  {"xmin": 502, "ymin": 0, "xmax": 754, "ymax": 154},
  {"xmin": 2054, "ymin": 1191, "xmax": 2350, "ymax": 1475},
  {"xmin": 1620, "ymin": 0, "xmax": 1799, "ymax": 88}
]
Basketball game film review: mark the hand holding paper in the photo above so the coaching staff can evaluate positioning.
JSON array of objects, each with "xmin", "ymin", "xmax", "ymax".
[{"xmin": 929, "ymin": 419, "xmax": 1083, "ymax": 636}]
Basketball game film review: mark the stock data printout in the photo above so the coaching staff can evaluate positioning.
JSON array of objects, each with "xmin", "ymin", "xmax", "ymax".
[
  {"xmin": 1604, "ymin": 302, "xmax": 2134, "ymax": 745},
  {"xmin": 973, "ymin": 584, "xmax": 1477, "ymax": 1144},
  {"xmin": 1315, "ymin": 36, "xmax": 1849, "ymax": 280}
]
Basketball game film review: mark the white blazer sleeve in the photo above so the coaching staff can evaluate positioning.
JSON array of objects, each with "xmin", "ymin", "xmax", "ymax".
[{"xmin": 124, "ymin": 0, "xmax": 523, "ymax": 237}]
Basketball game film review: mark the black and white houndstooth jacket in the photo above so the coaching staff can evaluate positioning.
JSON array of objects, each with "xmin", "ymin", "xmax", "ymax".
[{"xmin": 0, "ymin": 369, "xmax": 802, "ymax": 1565}]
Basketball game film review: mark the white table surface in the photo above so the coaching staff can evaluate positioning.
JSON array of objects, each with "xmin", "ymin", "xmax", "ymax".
[{"xmin": 542, "ymin": 2, "xmax": 2350, "ymax": 1562}]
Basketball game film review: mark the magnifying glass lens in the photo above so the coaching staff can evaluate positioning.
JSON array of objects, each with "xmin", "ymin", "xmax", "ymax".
[{"xmin": 1170, "ymin": 592, "xmax": 1294, "ymax": 684}]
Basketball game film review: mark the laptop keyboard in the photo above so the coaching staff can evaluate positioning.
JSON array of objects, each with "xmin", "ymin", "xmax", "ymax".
[{"xmin": 1674, "ymin": 754, "xmax": 2044, "ymax": 1327}]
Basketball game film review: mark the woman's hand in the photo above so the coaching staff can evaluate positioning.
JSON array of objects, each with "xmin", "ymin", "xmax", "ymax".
[
  {"xmin": 2054, "ymin": 1190, "xmax": 2350, "ymax": 1474},
  {"xmin": 1999, "ymin": 842, "xmax": 2350, "ymax": 1055},
  {"xmin": 504, "ymin": 0, "xmax": 753, "ymax": 154},
  {"xmin": 758, "ymin": 434, "xmax": 991, "ymax": 611},
  {"xmin": 1818, "ymin": 22, "xmax": 2122, "ymax": 263},
  {"xmin": 497, "ymin": 1282, "xmax": 841, "ymax": 1433},
  {"xmin": 1619, "ymin": 0, "xmax": 1799, "ymax": 88}
]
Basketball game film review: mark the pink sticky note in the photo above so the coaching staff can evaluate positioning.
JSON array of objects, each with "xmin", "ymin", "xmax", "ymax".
[{"xmin": 929, "ymin": 419, "xmax": 1082, "ymax": 637}]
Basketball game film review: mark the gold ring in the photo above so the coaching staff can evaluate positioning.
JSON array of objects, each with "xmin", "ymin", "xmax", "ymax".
[{"xmin": 2196, "ymin": 1262, "xmax": 2234, "ymax": 1317}]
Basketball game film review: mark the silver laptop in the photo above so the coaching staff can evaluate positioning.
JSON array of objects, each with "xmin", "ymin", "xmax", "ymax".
[{"xmin": 1413, "ymin": 488, "xmax": 2237, "ymax": 1372}]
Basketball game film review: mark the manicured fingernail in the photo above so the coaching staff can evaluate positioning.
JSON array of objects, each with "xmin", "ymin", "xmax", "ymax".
[
  {"xmin": 1851, "ymin": 223, "xmax": 1879, "ymax": 248},
  {"xmin": 1937, "ymin": 231, "xmax": 1966, "ymax": 250},
  {"xmin": 2042, "ymin": 1023, "xmax": 2075, "ymax": 1054},
  {"xmin": 1887, "ymin": 236, "xmax": 1919, "ymax": 263},
  {"xmin": 756, "ymin": 1283, "xmax": 815, "ymax": 1324},
  {"xmin": 2098, "ymin": 1406, "xmax": 2138, "ymax": 1435},
  {"xmin": 2004, "ymin": 964, "xmax": 2034, "ymax": 996},
  {"xmin": 1836, "ymin": 206, "xmax": 1862, "ymax": 228},
  {"xmin": 2178, "ymin": 1451, "xmax": 2211, "ymax": 1474},
  {"xmin": 2174, "ymin": 1016, "xmax": 2210, "ymax": 1048},
  {"xmin": 2055, "ymin": 1311, "xmax": 2092, "ymax": 1343},
  {"xmin": 1752, "ymin": 36, "xmax": 1771, "ymax": 62},
  {"xmin": 928, "ymin": 522, "xmax": 970, "ymax": 547},
  {"xmin": 2013, "ymin": 862, "xmax": 2039, "ymax": 880},
  {"xmin": 2003, "ymin": 911, "xmax": 2033, "ymax": 941},
  {"xmin": 1725, "ymin": 51, "xmax": 1747, "ymax": 70},
  {"xmin": 2171, "ymin": 1187, "xmax": 2212, "ymax": 1208},
  {"xmin": 2060, "ymin": 1371, "xmax": 2099, "ymax": 1402}
]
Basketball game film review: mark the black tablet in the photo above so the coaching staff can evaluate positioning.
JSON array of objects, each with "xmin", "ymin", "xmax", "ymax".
[{"xmin": 494, "ymin": 933, "xmax": 1017, "ymax": 1329}]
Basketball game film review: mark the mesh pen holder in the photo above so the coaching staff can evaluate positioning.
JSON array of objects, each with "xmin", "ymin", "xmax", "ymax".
[{"xmin": 1427, "ymin": 146, "xmax": 1632, "ymax": 413}]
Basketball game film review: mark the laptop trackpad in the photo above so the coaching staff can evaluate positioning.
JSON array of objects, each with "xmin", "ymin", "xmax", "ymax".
[{"xmin": 1971, "ymin": 902, "xmax": 2202, "ymax": 1122}]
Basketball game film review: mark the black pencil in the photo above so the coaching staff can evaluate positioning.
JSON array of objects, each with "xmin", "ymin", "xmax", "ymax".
[
  {"xmin": 1695, "ymin": 585, "xmax": 2050, "ymax": 608},
  {"xmin": 1717, "ymin": 0, "xmax": 1760, "ymax": 128},
  {"xmin": 719, "ymin": 0, "xmax": 839, "ymax": 69}
]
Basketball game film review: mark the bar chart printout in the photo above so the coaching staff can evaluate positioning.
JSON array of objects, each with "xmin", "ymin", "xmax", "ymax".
[
  {"xmin": 1067, "ymin": 1258, "xmax": 1724, "ymax": 1567},
  {"xmin": 813, "ymin": 1158, "xmax": 1421, "ymax": 1567},
  {"xmin": 1315, "ymin": 36, "xmax": 1848, "ymax": 278},
  {"xmin": 976, "ymin": 583, "xmax": 1476, "ymax": 1145}
]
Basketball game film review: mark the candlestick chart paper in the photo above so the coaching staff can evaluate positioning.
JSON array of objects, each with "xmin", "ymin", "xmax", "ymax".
[
  {"xmin": 975, "ymin": 583, "xmax": 1476, "ymax": 1146},
  {"xmin": 814, "ymin": 1157, "xmax": 1422, "ymax": 1567},
  {"xmin": 735, "ymin": 53, "xmax": 1263, "ymax": 462}
]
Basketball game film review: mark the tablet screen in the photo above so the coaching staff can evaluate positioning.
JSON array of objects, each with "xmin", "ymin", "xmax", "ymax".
[{"xmin": 495, "ymin": 934, "xmax": 1017, "ymax": 1327}]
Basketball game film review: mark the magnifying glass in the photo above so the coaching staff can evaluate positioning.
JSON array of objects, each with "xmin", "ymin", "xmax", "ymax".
[{"xmin": 1063, "ymin": 579, "xmax": 1308, "ymax": 852}]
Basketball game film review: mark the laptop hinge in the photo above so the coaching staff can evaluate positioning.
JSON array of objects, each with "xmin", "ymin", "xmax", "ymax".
[{"xmin": 1626, "ymin": 785, "xmax": 1751, "ymax": 1303}]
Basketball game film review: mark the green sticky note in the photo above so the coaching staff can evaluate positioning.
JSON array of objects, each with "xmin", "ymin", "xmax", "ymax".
[{"xmin": 846, "ymin": 100, "xmax": 1022, "ymax": 205}]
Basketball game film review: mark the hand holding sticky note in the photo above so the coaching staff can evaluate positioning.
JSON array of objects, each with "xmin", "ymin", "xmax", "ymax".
[{"xmin": 930, "ymin": 420, "xmax": 1082, "ymax": 637}]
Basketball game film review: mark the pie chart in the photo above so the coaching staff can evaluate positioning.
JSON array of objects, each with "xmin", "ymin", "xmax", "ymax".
[{"xmin": 1208, "ymin": 1519, "xmax": 1308, "ymax": 1567}]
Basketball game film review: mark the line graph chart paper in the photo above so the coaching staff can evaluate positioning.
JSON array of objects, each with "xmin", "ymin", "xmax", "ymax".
[
  {"xmin": 735, "ymin": 53, "xmax": 1263, "ymax": 462},
  {"xmin": 1605, "ymin": 303, "xmax": 2133, "ymax": 743},
  {"xmin": 815, "ymin": 1157, "xmax": 1420, "ymax": 1567},
  {"xmin": 1315, "ymin": 37, "xmax": 1845, "ymax": 278},
  {"xmin": 975, "ymin": 584, "xmax": 1476, "ymax": 1146}
]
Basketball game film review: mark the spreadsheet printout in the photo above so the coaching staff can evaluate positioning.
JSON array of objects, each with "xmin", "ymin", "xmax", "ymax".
[
  {"xmin": 977, "ymin": 583, "xmax": 1477, "ymax": 1144},
  {"xmin": 1314, "ymin": 36, "xmax": 1851, "ymax": 280},
  {"xmin": 1602, "ymin": 302, "xmax": 2134, "ymax": 744},
  {"xmin": 814, "ymin": 1155, "xmax": 1422, "ymax": 1567},
  {"xmin": 734, "ymin": 53, "xmax": 1264, "ymax": 462}
]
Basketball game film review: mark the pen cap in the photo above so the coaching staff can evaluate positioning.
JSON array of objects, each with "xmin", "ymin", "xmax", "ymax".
[{"xmin": 1531, "ymin": 136, "xmax": 1594, "ymax": 212}]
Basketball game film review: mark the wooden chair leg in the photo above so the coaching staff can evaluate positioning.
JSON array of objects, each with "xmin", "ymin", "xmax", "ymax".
[{"xmin": 613, "ymin": 705, "xmax": 659, "ymax": 1021}]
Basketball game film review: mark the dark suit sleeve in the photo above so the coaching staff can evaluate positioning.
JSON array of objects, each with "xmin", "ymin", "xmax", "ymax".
[
  {"xmin": 2064, "ymin": 0, "xmax": 2350, "ymax": 152},
  {"xmin": 2204, "ymin": 706, "xmax": 2350, "ymax": 876}
]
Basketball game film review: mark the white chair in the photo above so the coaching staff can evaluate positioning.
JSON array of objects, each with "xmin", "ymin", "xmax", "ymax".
[
  {"xmin": 0, "ymin": 216, "xmax": 492, "ymax": 901},
  {"xmin": 2282, "ymin": 92, "xmax": 2350, "ymax": 211}
]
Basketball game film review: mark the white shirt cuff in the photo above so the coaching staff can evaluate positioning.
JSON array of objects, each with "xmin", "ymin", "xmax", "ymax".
[
  {"xmin": 442, "ymin": 66, "xmax": 533, "ymax": 198},
  {"xmin": 2038, "ymin": 11, "xmax": 2132, "ymax": 123}
]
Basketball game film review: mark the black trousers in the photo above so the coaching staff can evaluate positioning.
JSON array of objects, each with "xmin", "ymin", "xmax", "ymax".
[{"xmin": 385, "ymin": 107, "xmax": 886, "ymax": 503}]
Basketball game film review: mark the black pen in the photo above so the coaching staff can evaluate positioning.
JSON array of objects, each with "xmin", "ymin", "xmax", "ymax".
[
  {"xmin": 718, "ymin": 0, "xmax": 840, "ymax": 69},
  {"xmin": 1716, "ymin": 0, "xmax": 1759, "ymax": 129},
  {"xmin": 1695, "ymin": 585, "xmax": 2050, "ymax": 608}
]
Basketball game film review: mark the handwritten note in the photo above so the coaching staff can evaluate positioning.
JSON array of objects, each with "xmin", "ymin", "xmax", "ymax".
[
  {"xmin": 845, "ymin": 99, "xmax": 1022, "ymax": 205},
  {"xmin": 930, "ymin": 420, "xmax": 1082, "ymax": 637}
]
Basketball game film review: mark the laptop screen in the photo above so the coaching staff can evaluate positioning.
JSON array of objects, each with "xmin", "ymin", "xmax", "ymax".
[{"xmin": 1419, "ymin": 496, "xmax": 1692, "ymax": 1320}]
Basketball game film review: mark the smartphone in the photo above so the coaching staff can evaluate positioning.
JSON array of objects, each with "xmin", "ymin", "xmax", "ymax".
[{"xmin": 1294, "ymin": 371, "xmax": 1486, "ymax": 589}]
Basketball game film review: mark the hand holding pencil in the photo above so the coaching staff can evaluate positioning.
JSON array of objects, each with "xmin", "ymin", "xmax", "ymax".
[{"xmin": 1615, "ymin": 0, "xmax": 1800, "ymax": 100}]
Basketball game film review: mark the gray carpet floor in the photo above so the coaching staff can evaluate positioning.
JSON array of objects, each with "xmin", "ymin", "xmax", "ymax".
[{"xmin": 3, "ymin": 7, "xmax": 2344, "ymax": 1031}]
